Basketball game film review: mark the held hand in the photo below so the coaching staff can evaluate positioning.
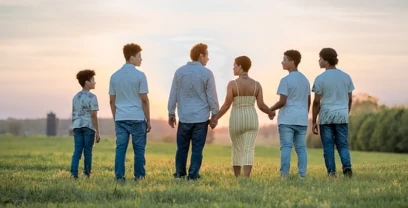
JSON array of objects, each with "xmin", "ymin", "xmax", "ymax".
[
  {"xmin": 312, "ymin": 123, "xmax": 319, "ymax": 135},
  {"xmin": 168, "ymin": 117, "xmax": 177, "ymax": 128},
  {"xmin": 268, "ymin": 111, "xmax": 276, "ymax": 120},
  {"xmin": 209, "ymin": 117, "xmax": 218, "ymax": 129},
  {"xmin": 146, "ymin": 122, "xmax": 152, "ymax": 133},
  {"xmin": 95, "ymin": 132, "xmax": 101, "ymax": 143}
]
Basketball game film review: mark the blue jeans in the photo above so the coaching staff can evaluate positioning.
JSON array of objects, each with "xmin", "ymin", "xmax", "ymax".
[
  {"xmin": 320, "ymin": 123, "xmax": 352, "ymax": 174},
  {"xmin": 278, "ymin": 124, "xmax": 308, "ymax": 177},
  {"xmin": 175, "ymin": 121, "xmax": 208, "ymax": 179},
  {"xmin": 114, "ymin": 120, "xmax": 147, "ymax": 179},
  {"xmin": 70, "ymin": 127, "xmax": 95, "ymax": 177}
]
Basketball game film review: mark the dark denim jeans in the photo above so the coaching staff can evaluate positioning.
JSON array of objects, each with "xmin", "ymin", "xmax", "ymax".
[
  {"xmin": 114, "ymin": 120, "xmax": 147, "ymax": 180},
  {"xmin": 175, "ymin": 121, "xmax": 208, "ymax": 179},
  {"xmin": 320, "ymin": 123, "xmax": 352, "ymax": 174},
  {"xmin": 70, "ymin": 127, "xmax": 95, "ymax": 177},
  {"xmin": 278, "ymin": 124, "xmax": 308, "ymax": 178}
]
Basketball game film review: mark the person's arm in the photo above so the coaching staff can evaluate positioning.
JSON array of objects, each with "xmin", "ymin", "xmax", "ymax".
[
  {"xmin": 348, "ymin": 76, "xmax": 355, "ymax": 114},
  {"xmin": 109, "ymin": 95, "xmax": 116, "ymax": 121},
  {"xmin": 269, "ymin": 78, "xmax": 287, "ymax": 112},
  {"xmin": 91, "ymin": 110, "xmax": 100, "ymax": 143},
  {"xmin": 109, "ymin": 79, "xmax": 116, "ymax": 121},
  {"xmin": 269, "ymin": 95, "xmax": 287, "ymax": 112},
  {"xmin": 206, "ymin": 71, "xmax": 220, "ymax": 118},
  {"xmin": 307, "ymin": 81, "xmax": 312, "ymax": 113},
  {"xmin": 140, "ymin": 73, "xmax": 151, "ymax": 132},
  {"xmin": 90, "ymin": 95, "xmax": 100, "ymax": 143},
  {"xmin": 312, "ymin": 94, "xmax": 321, "ymax": 135},
  {"xmin": 140, "ymin": 94, "xmax": 151, "ymax": 132},
  {"xmin": 213, "ymin": 81, "xmax": 234, "ymax": 121},
  {"xmin": 311, "ymin": 78, "xmax": 322, "ymax": 134},
  {"xmin": 256, "ymin": 82, "xmax": 274, "ymax": 116},
  {"xmin": 168, "ymin": 73, "xmax": 178, "ymax": 128}
]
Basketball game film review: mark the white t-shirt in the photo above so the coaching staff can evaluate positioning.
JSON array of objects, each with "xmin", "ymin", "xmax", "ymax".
[
  {"xmin": 312, "ymin": 69, "xmax": 354, "ymax": 124},
  {"xmin": 109, "ymin": 64, "xmax": 149, "ymax": 121},
  {"xmin": 277, "ymin": 71, "xmax": 311, "ymax": 126}
]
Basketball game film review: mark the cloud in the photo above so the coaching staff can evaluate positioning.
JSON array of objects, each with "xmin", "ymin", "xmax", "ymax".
[{"xmin": 0, "ymin": 1, "xmax": 148, "ymax": 41}]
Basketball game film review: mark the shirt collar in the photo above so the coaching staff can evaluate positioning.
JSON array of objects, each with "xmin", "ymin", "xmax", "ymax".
[
  {"xmin": 122, "ymin": 64, "xmax": 137, "ymax": 70},
  {"xmin": 186, "ymin": 61, "xmax": 203, "ymax": 66}
]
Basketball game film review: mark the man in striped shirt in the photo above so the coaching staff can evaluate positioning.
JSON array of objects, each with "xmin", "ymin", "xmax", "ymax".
[{"xmin": 168, "ymin": 43, "xmax": 219, "ymax": 180}]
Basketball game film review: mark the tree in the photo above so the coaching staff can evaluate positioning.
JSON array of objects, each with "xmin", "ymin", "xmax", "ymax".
[
  {"xmin": 353, "ymin": 107, "xmax": 408, "ymax": 153},
  {"xmin": 355, "ymin": 115, "xmax": 378, "ymax": 151},
  {"xmin": 370, "ymin": 110, "xmax": 392, "ymax": 151},
  {"xmin": 395, "ymin": 110, "xmax": 408, "ymax": 153},
  {"xmin": 7, "ymin": 118, "xmax": 22, "ymax": 136},
  {"xmin": 349, "ymin": 113, "xmax": 369, "ymax": 150},
  {"xmin": 350, "ymin": 93, "xmax": 379, "ymax": 115}
]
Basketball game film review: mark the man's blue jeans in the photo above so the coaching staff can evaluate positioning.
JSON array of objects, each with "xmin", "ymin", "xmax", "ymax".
[
  {"xmin": 175, "ymin": 121, "xmax": 208, "ymax": 179},
  {"xmin": 70, "ymin": 127, "xmax": 95, "ymax": 177},
  {"xmin": 114, "ymin": 120, "xmax": 147, "ymax": 180},
  {"xmin": 320, "ymin": 123, "xmax": 352, "ymax": 174},
  {"xmin": 278, "ymin": 124, "xmax": 308, "ymax": 178}
]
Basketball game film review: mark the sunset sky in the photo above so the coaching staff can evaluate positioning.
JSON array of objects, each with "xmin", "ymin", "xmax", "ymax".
[{"xmin": 1, "ymin": 0, "xmax": 407, "ymax": 127}]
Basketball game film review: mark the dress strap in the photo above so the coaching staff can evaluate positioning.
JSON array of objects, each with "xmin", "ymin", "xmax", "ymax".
[{"xmin": 234, "ymin": 80, "xmax": 240, "ymax": 96}]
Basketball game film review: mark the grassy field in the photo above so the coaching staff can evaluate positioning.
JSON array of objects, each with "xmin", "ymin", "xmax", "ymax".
[{"xmin": 0, "ymin": 135, "xmax": 407, "ymax": 208}]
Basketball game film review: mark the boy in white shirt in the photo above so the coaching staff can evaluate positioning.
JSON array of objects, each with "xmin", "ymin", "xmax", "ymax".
[
  {"xmin": 270, "ymin": 50, "xmax": 311, "ymax": 178},
  {"xmin": 70, "ymin": 69, "xmax": 100, "ymax": 179},
  {"xmin": 312, "ymin": 48, "xmax": 354, "ymax": 177}
]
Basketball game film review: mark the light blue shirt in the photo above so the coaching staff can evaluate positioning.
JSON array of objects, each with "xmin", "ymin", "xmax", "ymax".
[
  {"xmin": 72, "ymin": 90, "xmax": 99, "ymax": 131},
  {"xmin": 168, "ymin": 61, "xmax": 219, "ymax": 123},
  {"xmin": 312, "ymin": 69, "xmax": 355, "ymax": 124},
  {"xmin": 277, "ymin": 71, "xmax": 310, "ymax": 126},
  {"xmin": 109, "ymin": 64, "xmax": 149, "ymax": 121}
]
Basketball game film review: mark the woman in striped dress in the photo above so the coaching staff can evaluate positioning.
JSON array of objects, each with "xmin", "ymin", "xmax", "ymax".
[{"xmin": 211, "ymin": 56, "xmax": 275, "ymax": 177}]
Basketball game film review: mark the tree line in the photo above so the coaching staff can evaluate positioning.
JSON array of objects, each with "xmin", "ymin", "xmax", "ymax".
[{"xmin": 307, "ymin": 93, "xmax": 408, "ymax": 153}]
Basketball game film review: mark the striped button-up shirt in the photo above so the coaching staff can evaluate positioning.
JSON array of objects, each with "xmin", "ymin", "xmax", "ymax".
[{"xmin": 168, "ymin": 61, "xmax": 219, "ymax": 123}]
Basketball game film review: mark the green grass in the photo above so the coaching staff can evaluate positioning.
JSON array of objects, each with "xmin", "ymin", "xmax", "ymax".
[{"xmin": 0, "ymin": 135, "xmax": 407, "ymax": 208}]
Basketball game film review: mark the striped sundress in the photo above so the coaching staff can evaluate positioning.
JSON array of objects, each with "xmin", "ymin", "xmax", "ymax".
[{"xmin": 228, "ymin": 80, "xmax": 259, "ymax": 166}]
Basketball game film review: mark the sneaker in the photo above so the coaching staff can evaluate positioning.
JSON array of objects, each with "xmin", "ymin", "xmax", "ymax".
[
  {"xmin": 116, "ymin": 177, "xmax": 126, "ymax": 183},
  {"xmin": 328, "ymin": 172, "xmax": 337, "ymax": 178},
  {"xmin": 173, "ymin": 173, "xmax": 186, "ymax": 179},
  {"xmin": 71, "ymin": 175, "xmax": 78, "ymax": 180},
  {"xmin": 187, "ymin": 174, "xmax": 200, "ymax": 181},
  {"xmin": 280, "ymin": 173, "xmax": 289, "ymax": 178},
  {"xmin": 134, "ymin": 176, "xmax": 145, "ymax": 182},
  {"xmin": 343, "ymin": 168, "xmax": 353, "ymax": 178}
]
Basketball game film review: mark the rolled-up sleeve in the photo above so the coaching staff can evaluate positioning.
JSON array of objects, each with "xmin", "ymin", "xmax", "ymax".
[
  {"xmin": 206, "ymin": 71, "xmax": 219, "ymax": 116},
  {"xmin": 167, "ymin": 72, "xmax": 178, "ymax": 115}
]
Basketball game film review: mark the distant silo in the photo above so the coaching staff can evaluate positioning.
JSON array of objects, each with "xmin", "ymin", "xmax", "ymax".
[{"xmin": 46, "ymin": 112, "xmax": 57, "ymax": 137}]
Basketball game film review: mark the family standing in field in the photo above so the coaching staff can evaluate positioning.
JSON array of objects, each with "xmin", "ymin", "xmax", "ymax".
[{"xmin": 69, "ymin": 42, "xmax": 355, "ymax": 182}]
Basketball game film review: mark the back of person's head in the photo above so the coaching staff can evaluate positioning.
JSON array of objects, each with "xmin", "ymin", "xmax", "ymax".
[
  {"xmin": 123, "ymin": 43, "xmax": 142, "ymax": 61},
  {"xmin": 235, "ymin": 56, "xmax": 252, "ymax": 72},
  {"xmin": 319, "ymin": 48, "xmax": 338, "ymax": 66},
  {"xmin": 283, "ymin": 50, "xmax": 301, "ymax": 67},
  {"xmin": 190, "ymin": 43, "xmax": 208, "ymax": 61},
  {"xmin": 76, "ymin": 69, "xmax": 95, "ymax": 87}
]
